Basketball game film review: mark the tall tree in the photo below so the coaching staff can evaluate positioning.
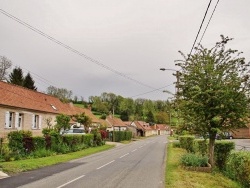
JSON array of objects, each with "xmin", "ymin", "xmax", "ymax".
[
  {"xmin": 23, "ymin": 72, "xmax": 37, "ymax": 90},
  {"xmin": 8, "ymin": 67, "xmax": 24, "ymax": 86},
  {"xmin": 176, "ymin": 36, "xmax": 250, "ymax": 167},
  {"xmin": 47, "ymin": 86, "xmax": 73, "ymax": 102},
  {"xmin": 0, "ymin": 56, "xmax": 12, "ymax": 81}
]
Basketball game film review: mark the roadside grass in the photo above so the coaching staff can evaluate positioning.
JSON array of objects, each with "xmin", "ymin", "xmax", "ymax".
[
  {"xmin": 0, "ymin": 144, "xmax": 114, "ymax": 175},
  {"xmin": 165, "ymin": 143, "xmax": 241, "ymax": 188}
]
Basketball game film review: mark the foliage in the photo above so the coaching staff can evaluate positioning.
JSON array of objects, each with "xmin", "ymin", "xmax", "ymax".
[
  {"xmin": 33, "ymin": 136, "xmax": 46, "ymax": 150},
  {"xmin": 172, "ymin": 141, "xmax": 180, "ymax": 148},
  {"xmin": 23, "ymin": 72, "xmax": 37, "ymax": 90},
  {"xmin": 113, "ymin": 131, "xmax": 132, "ymax": 142},
  {"xmin": 72, "ymin": 112, "xmax": 92, "ymax": 130},
  {"xmin": 155, "ymin": 111, "xmax": 170, "ymax": 124},
  {"xmin": 193, "ymin": 139, "xmax": 208, "ymax": 156},
  {"xmin": 55, "ymin": 114, "xmax": 70, "ymax": 132},
  {"xmin": 0, "ymin": 56, "xmax": 12, "ymax": 81},
  {"xmin": 181, "ymin": 153, "xmax": 208, "ymax": 167},
  {"xmin": 46, "ymin": 85, "xmax": 73, "ymax": 102},
  {"xmin": 8, "ymin": 131, "xmax": 24, "ymax": 155},
  {"xmin": 214, "ymin": 141, "xmax": 235, "ymax": 170},
  {"xmin": 179, "ymin": 135, "xmax": 195, "ymax": 153},
  {"xmin": 8, "ymin": 66, "xmax": 24, "ymax": 86},
  {"xmin": 176, "ymin": 35, "xmax": 250, "ymax": 166},
  {"xmin": 166, "ymin": 144, "xmax": 241, "ymax": 188},
  {"xmin": 224, "ymin": 151, "xmax": 250, "ymax": 188}
]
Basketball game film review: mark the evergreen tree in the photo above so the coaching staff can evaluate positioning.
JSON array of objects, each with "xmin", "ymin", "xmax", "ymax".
[
  {"xmin": 23, "ymin": 72, "xmax": 37, "ymax": 90},
  {"xmin": 8, "ymin": 67, "xmax": 24, "ymax": 86}
]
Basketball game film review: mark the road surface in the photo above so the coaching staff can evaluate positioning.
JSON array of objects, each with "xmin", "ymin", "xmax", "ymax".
[{"xmin": 1, "ymin": 135, "xmax": 167, "ymax": 188}]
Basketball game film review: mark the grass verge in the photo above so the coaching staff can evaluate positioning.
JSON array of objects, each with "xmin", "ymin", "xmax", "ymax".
[
  {"xmin": 165, "ymin": 143, "xmax": 241, "ymax": 188},
  {"xmin": 0, "ymin": 144, "xmax": 114, "ymax": 175}
]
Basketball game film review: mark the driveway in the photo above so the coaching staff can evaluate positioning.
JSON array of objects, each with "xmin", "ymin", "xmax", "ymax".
[{"xmin": 231, "ymin": 139, "xmax": 250, "ymax": 151}]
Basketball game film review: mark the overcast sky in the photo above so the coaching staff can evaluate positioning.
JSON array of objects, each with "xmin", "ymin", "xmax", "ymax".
[{"xmin": 1, "ymin": 0, "xmax": 250, "ymax": 101}]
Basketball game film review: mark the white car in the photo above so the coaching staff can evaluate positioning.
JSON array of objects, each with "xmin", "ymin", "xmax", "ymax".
[{"xmin": 62, "ymin": 128, "xmax": 86, "ymax": 135}]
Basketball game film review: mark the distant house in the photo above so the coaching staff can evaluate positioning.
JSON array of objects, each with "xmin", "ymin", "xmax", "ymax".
[
  {"xmin": 106, "ymin": 115, "xmax": 127, "ymax": 131},
  {"xmin": 155, "ymin": 124, "xmax": 169, "ymax": 135},
  {"xmin": 131, "ymin": 121, "xmax": 154, "ymax": 137},
  {"xmin": 0, "ymin": 81, "xmax": 101, "ymax": 137},
  {"xmin": 124, "ymin": 121, "xmax": 137, "ymax": 138}
]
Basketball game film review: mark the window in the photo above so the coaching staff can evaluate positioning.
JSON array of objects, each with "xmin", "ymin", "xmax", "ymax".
[
  {"xmin": 18, "ymin": 114, "xmax": 23, "ymax": 128},
  {"xmin": 32, "ymin": 114, "xmax": 42, "ymax": 129},
  {"xmin": 5, "ymin": 111, "xmax": 14, "ymax": 128},
  {"xmin": 9, "ymin": 112, "xmax": 14, "ymax": 128}
]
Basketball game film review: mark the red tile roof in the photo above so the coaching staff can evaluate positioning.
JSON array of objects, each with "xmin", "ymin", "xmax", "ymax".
[
  {"xmin": 106, "ymin": 115, "xmax": 127, "ymax": 127},
  {"xmin": 134, "ymin": 121, "xmax": 153, "ymax": 130},
  {"xmin": 0, "ymin": 81, "xmax": 71, "ymax": 114}
]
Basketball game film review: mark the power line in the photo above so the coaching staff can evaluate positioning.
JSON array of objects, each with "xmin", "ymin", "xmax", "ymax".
[
  {"xmin": 198, "ymin": 0, "xmax": 220, "ymax": 45},
  {"xmin": 188, "ymin": 0, "xmax": 213, "ymax": 57},
  {"xmin": 130, "ymin": 84, "xmax": 174, "ymax": 98},
  {"xmin": 0, "ymin": 9, "xmax": 156, "ymax": 90}
]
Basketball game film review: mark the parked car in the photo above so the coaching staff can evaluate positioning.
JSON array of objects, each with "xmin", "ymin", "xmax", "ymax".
[{"xmin": 61, "ymin": 128, "xmax": 86, "ymax": 135}]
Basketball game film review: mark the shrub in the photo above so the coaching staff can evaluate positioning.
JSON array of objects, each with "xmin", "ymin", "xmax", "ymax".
[
  {"xmin": 8, "ymin": 131, "xmax": 25, "ymax": 156},
  {"xmin": 193, "ymin": 139, "xmax": 208, "ymax": 156},
  {"xmin": 214, "ymin": 141, "xmax": 235, "ymax": 170},
  {"xmin": 33, "ymin": 136, "xmax": 46, "ymax": 150},
  {"xmin": 172, "ymin": 141, "xmax": 180, "ymax": 148},
  {"xmin": 179, "ymin": 135, "xmax": 195, "ymax": 153},
  {"xmin": 23, "ymin": 137, "xmax": 34, "ymax": 153},
  {"xmin": 224, "ymin": 151, "xmax": 250, "ymax": 188},
  {"xmin": 81, "ymin": 134, "xmax": 93, "ymax": 147},
  {"xmin": 181, "ymin": 153, "xmax": 209, "ymax": 167}
]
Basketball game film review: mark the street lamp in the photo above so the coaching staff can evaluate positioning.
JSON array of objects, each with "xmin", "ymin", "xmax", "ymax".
[{"xmin": 160, "ymin": 68, "xmax": 180, "ymax": 97}]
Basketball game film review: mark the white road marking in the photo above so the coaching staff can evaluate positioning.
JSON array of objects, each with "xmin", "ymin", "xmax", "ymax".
[
  {"xmin": 56, "ymin": 175, "xmax": 85, "ymax": 188},
  {"xmin": 131, "ymin": 149, "xmax": 137, "ymax": 152},
  {"xmin": 119, "ymin": 153, "xmax": 129, "ymax": 158},
  {"xmin": 139, "ymin": 145, "xmax": 143, "ymax": 148},
  {"xmin": 96, "ymin": 160, "xmax": 115, "ymax": 170}
]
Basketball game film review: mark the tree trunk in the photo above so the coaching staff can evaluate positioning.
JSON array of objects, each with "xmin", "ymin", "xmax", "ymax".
[{"xmin": 208, "ymin": 138, "xmax": 216, "ymax": 167}]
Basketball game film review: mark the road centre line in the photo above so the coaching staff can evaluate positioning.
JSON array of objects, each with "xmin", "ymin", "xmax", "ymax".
[
  {"xmin": 131, "ymin": 149, "xmax": 137, "ymax": 152},
  {"xmin": 119, "ymin": 153, "xmax": 129, "ymax": 158},
  {"xmin": 56, "ymin": 175, "xmax": 85, "ymax": 188},
  {"xmin": 96, "ymin": 160, "xmax": 115, "ymax": 170}
]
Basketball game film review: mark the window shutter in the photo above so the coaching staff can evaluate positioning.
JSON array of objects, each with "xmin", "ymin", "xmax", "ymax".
[
  {"xmin": 15, "ymin": 112, "xmax": 19, "ymax": 129},
  {"xmin": 5, "ymin": 111, "xmax": 10, "ymax": 128},
  {"xmin": 31, "ymin": 114, "xmax": 35, "ymax": 129},
  {"xmin": 38, "ymin": 115, "xmax": 42, "ymax": 129}
]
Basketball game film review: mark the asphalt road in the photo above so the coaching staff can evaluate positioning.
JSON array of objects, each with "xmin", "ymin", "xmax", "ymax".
[{"xmin": 0, "ymin": 135, "xmax": 167, "ymax": 188}]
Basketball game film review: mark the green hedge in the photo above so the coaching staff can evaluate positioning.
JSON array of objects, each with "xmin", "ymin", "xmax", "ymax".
[
  {"xmin": 33, "ymin": 136, "xmax": 46, "ymax": 150},
  {"xmin": 224, "ymin": 151, "xmax": 250, "ymax": 188},
  {"xmin": 193, "ymin": 139, "xmax": 208, "ymax": 156},
  {"xmin": 113, "ymin": 131, "xmax": 132, "ymax": 142},
  {"xmin": 214, "ymin": 141, "xmax": 235, "ymax": 170},
  {"xmin": 179, "ymin": 135, "xmax": 195, "ymax": 153}
]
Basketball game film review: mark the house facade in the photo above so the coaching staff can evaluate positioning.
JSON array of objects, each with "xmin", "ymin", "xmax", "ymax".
[
  {"xmin": 0, "ymin": 81, "xmax": 102, "ymax": 137},
  {"xmin": 106, "ymin": 115, "xmax": 127, "ymax": 132}
]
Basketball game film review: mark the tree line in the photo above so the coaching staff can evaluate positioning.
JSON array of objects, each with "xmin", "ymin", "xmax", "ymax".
[{"xmin": 0, "ymin": 56, "xmax": 37, "ymax": 90}]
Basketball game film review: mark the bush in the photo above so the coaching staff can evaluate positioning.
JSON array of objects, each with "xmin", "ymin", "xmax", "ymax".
[
  {"xmin": 224, "ymin": 151, "xmax": 250, "ymax": 188},
  {"xmin": 193, "ymin": 139, "xmax": 208, "ymax": 156},
  {"xmin": 82, "ymin": 134, "xmax": 94, "ymax": 147},
  {"xmin": 214, "ymin": 141, "xmax": 235, "ymax": 170},
  {"xmin": 181, "ymin": 153, "xmax": 209, "ymax": 167},
  {"xmin": 8, "ymin": 131, "xmax": 25, "ymax": 156},
  {"xmin": 33, "ymin": 136, "xmax": 46, "ymax": 150},
  {"xmin": 172, "ymin": 141, "xmax": 180, "ymax": 148},
  {"xmin": 179, "ymin": 136, "xmax": 195, "ymax": 153}
]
